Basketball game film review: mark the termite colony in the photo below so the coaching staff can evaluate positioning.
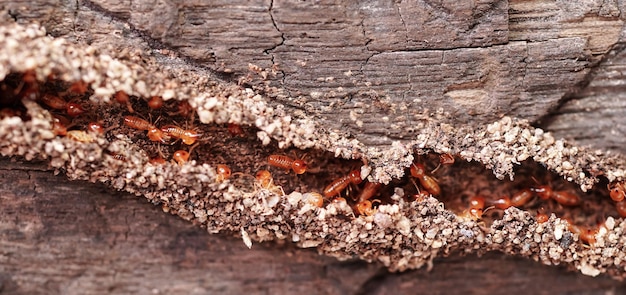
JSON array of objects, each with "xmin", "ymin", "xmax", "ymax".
[{"xmin": 1, "ymin": 70, "xmax": 625, "ymax": 247}]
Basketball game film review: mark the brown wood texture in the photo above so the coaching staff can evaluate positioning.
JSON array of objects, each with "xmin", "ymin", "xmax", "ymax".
[
  {"xmin": 1, "ymin": 0, "xmax": 626, "ymax": 293},
  {"xmin": 4, "ymin": 0, "xmax": 624, "ymax": 147},
  {"xmin": 1, "ymin": 158, "xmax": 625, "ymax": 295}
]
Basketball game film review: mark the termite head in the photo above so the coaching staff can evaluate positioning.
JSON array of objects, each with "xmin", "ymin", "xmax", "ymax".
[
  {"xmin": 410, "ymin": 163, "xmax": 425, "ymax": 178},
  {"xmin": 216, "ymin": 164, "xmax": 232, "ymax": 182},
  {"xmin": 292, "ymin": 159, "xmax": 307, "ymax": 174},
  {"xmin": 348, "ymin": 169, "xmax": 362, "ymax": 184},
  {"xmin": 608, "ymin": 182, "xmax": 625, "ymax": 202}
]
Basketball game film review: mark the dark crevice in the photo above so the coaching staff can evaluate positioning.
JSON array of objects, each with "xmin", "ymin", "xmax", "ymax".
[
  {"xmin": 353, "ymin": 268, "xmax": 389, "ymax": 295},
  {"xmin": 265, "ymin": 0, "xmax": 288, "ymax": 92},
  {"xmin": 533, "ymin": 42, "xmax": 626, "ymax": 129}
]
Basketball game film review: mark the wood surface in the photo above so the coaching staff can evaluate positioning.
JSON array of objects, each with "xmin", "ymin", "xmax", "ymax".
[{"xmin": 1, "ymin": 0, "xmax": 626, "ymax": 293}]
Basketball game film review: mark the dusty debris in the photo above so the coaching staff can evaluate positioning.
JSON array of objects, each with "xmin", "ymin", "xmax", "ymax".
[{"xmin": 2, "ymin": 22, "xmax": 626, "ymax": 279}]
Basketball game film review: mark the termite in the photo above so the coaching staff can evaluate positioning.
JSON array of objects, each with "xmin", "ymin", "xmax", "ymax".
[
  {"xmin": 216, "ymin": 164, "xmax": 232, "ymax": 182},
  {"xmin": 67, "ymin": 80, "xmax": 89, "ymax": 95},
  {"xmin": 51, "ymin": 114, "xmax": 70, "ymax": 136},
  {"xmin": 608, "ymin": 182, "xmax": 625, "ymax": 202},
  {"xmin": 531, "ymin": 185, "xmax": 580, "ymax": 206},
  {"xmin": 491, "ymin": 189, "xmax": 534, "ymax": 210},
  {"xmin": 255, "ymin": 170, "xmax": 285, "ymax": 195},
  {"xmin": 536, "ymin": 211, "xmax": 549, "ymax": 223},
  {"xmin": 87, "ymin": 121, "xmax": 105, "ymax": 134},
  {"xmin": 227, "ymin": 123, "xmax": 244, "ymax": 137},
  {"xmin": 268, "ymin": 154, "xmax": 307, "ymax": 175},
  {"xmin": 160, "ymin": 125, "xmax": 202, "ymax": 145},
  {"xmin": 114, "ymin": 90, "xmax": 134, "ymax": 113},
  {"xmin": 123, "ymin": 115, "xmax": 152, "ymax": 130},
  {"xmin": 40, "ymin": 94, "xmax": 85, "ymax": 117},
  {"xmin": 148, "ymin": 96, "xmax": 164, "ymax": 110},
  {"xmin": 354, "ymin": 200, "xmax": 378, "ymax": 216},
  {"xmin": 149, "ymin": 157, "xmax": 167, "ymax": 165},
  {"xmin": 323, "ymin": 169, "xmax": 362, "ymax": 198},
  {"xmin": 568, "ymin": 224, "xmax": 597, "ymax": 245},
  {"xmin": 357, "ymin": 181, "xmax": 383, "ymax": 203},
  {"xmin": 462, "ymin": 195, "xmax": 485, "ymax": 220},
  {"xmin": 172, "ymin": 142, "xmax": 199, "ymax": 165},
  {"xmin": 410, "ymin": 163, "xmax": 440, "ymax": 196},
  {"xmin": 124, "ymin": 115, "xmax": 168, "ymax": 143},
  {"xmin": 173, "ymin": 150, "xmax": 190, "ymax": 165}
]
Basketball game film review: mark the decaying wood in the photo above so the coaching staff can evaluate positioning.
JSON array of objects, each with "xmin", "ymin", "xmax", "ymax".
[
  {"xmin": 1, "ymin": 158, "xmax": 625, "ymax": 294},
  {"xmin": 1, "ymin": 0, "xmax": 626, "ymax": 293}
]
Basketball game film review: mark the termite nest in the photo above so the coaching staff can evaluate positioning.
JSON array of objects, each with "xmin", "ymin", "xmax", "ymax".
[
  {"xmin": 2, "ymin": 70, "xmax": 625, "ymax": 248},
  {"xmin": 4, "ymin": 22, "xmax": 626, "ymax": 279}
]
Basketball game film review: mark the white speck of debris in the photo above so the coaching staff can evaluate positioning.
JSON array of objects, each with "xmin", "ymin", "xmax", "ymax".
[
  {"xmin": 580, "ymin": 263, "xmax": 601, "ymax": 277},
  {"xmin": 605, "ymin": 217, "xmax": 615, "ymax": 230},
  {"xmin": 361, "ymin": 165, "xmax": 372, "ymax": 179},
  {"xmin": 554, "ymin": 224, "xmax": 564, "ymax": 240},
  {"xmin": 241, "ymin": 228, "xmax": 252, "ymax": 249}
]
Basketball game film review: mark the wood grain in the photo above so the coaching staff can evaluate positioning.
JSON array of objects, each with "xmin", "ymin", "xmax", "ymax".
[{"xmin": 3, "ymin": 0, "xmax": 623, "ymax": 147}]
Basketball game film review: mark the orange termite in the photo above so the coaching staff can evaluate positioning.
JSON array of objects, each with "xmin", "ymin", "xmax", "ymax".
[
  {"xmin": 87, "ymin": 121, "xmax": 105, "ymax": 134},
  {"xmin": 124, "ymin": 116, "xmax": 168, "ymax": 143},
  {"xmin": 568, "ymin": 224, "xmax": 597, "ymax": 245},
  {"xmin": 114, "ymin": 90, "xmax": 134, "ymax": 113},
  {"xmin": 67, "ymin": 80, "xmax": 89, "ymax": 95},
  {"xmin": 492, "ymin": 189, "xmax": 534, "ymax": 210},
  {"xmin": 357, "ymin": 181, "xmax": 383, "ymax": 203},
  {"xmin": 147, "ymin": 127, "xmax": 168, "ymax": 143},
  {"xmin": 124, "ymin": 115, "xmax": 152, "ymax": 136},
  {"xmin": 216, "ymin": 164, "xmax": 232, "ymax": 182},
  {"xmin": 173, "ymin": 150, "xmax": 190, "ymax": 165},
  {"xmin": 268, "ymin": 155, "xmax": 307, "ymax": 174},
  {"xmin": 609, "ymin": 182, "xmax": 625, "ymax": 202},
  {"xmin": 160, "ymin": 125, "xmax": 201, "ymax": 145},
  {"xmin": 51, "ymin": 114, "xmax": 70, "ymax": 136},
  {"xmin": 532, "ymin": 185, "xmax": 580, "ymax": 206},
  {"xmin": 40, "ymin": 94, "xmax": 67, "ymax": 110},
  {"xmin": 256, "ymin": 170, "xmax": 274, "ymax": 188},
  {"xmin": 354, "ymin": 200, "xmax": 378, "ymax": 216},
  {"xmin": 65, "ymin": 102, "xmax": 85, "ymax": 117},
  {"xmin": 40, "ymin": 94, "xmax": 85, "ymax": 117},
  {"xmin": 227, "ymin": 123, "xmax": 244, "ymax": 137},
  {"xmin": 123, "ymin": 115, "xmax": 153, "ymax": 130},
  {"xmin": 536, "ymin": 212, "xmax": 549, "ymax": 223},
  {"xmin": 323, "ymin": 169, "xmax": 362, "ymax": 198},
  {"xmin": 148, "ymin": 96, "xmax": 164, "ymax": 110},
  {"xmin": 462, "ymin": 195, "xmax": 485, "ymax": 220},
  {"xmin": 410, "ymin": 163, "xmax": 440, "ymax": 196},
  {"xmin": 52, "ymin": 119, "xmax": 67, "ymax": 136},
  {"xmin": 255, "ymin": 170, "xmax": 284, "ymax": 195},
  {"xmin": 149, "ymin": 157, "xmax": 167, "ymax": 165}
]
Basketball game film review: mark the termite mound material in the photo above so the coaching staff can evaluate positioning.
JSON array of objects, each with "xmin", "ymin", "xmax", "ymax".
[{"xmin": 2, "ymin": 22, "xmax": 626, "ymax": 279}]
